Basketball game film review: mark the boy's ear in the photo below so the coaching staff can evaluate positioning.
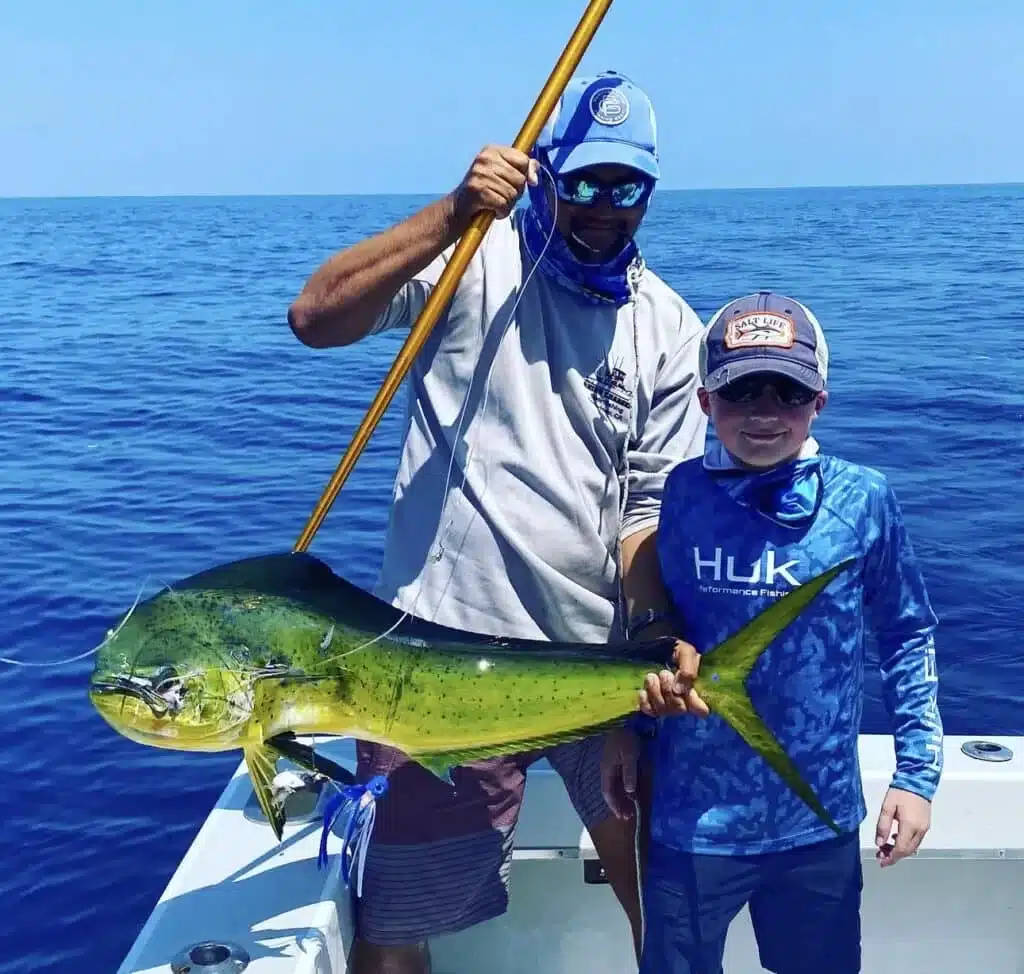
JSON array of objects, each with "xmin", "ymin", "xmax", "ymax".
[
  {"xmin": 697, "ymin": 387, "xmax": 712, "ymax": 416},
  {"xmin": 814, "ymin": 390, "xmax": 829, "ymax": 416}
]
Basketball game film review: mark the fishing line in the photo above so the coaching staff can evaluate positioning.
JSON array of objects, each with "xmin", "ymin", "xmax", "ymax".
[
  {"xmin": 3, "ymin": 173, "xmax": 558, "ymax": 674},
  {"xmin": 425, "ymin": 167, "xmax": 643, "ymax": 627},
  {"xmin": 0, "ymin": 645, "xmax": 104, "ymax": 668},
  {"xmin": 631, "ymin": 790, "xmax": 646, "ymax": 957},
  {"xmin": 0, "ymin": 577, "xmax": 150, "ymax": 669},
  {"xmin": 404, "ymin": 163, "xmax": 563, "ymax": 624},
  {"xmin": 320, "ymin": 166, "xmax": 562, "ymax": 666}
]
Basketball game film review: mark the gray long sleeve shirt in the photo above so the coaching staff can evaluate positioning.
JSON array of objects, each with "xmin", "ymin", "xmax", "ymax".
[{"xmin": 369, "ymin": 211, "xmax": 707, "ymax": 644}]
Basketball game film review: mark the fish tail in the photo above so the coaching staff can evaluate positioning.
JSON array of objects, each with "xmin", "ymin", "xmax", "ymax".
[
  {"xmin": 694, "ymin": 559, "xmax": 855, "ymax": 832},
  {"xmin": 705, "ymin": 687, "xmax": 842, "ymax": 833},
  {"xmin": 697, "ymin": 559, "xmax": 854, "ymax": 682}
]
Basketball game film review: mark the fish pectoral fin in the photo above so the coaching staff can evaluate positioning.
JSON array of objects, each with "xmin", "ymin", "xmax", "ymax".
[
  {"xmin": 698, "ymin": 559, "xmax": 855, "ymax": 682},
  {"xmin": 244, "ymin": 742, "xmax": 287, "ymax": 841},
  {"xmin": 412, "ymin": 720, "xmax": 627, "ymax": 783},
  {"xmin": 704, "ymin": 682, "xmax": 840, "ymax": 834},
  {"xmin": 265, "ymin": 732, "xmax": 357, "ymax": 786}
]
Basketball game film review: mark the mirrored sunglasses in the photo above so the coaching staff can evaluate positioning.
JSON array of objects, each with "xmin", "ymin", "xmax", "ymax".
[{"xmin": 554, "ymin": 171, "xmax": 654, "ymax": 209}]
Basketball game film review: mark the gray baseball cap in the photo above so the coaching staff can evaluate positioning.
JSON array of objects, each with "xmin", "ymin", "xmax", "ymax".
[{"xmin": 699, "ymin": 291, "xmax": 830, "ymax": 393}]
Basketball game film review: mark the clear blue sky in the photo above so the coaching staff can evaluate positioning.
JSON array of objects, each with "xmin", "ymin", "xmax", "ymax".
[{"xmin": 2, "ymin": 0, "xmax": 1022, "ymax": 197}]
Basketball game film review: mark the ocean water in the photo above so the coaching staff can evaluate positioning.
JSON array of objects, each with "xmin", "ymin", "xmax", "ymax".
[{"xmin": 1, "ymin": 185, "xmax": 1022, "ymax": 972}]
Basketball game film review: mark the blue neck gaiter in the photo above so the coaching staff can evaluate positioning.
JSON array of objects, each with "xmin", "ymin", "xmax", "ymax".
[
  {"xmin": 520, "ymin": 159, "xmax": 645, "ymax": 308},
  {"xmin": 703, "ymin": 438, "xmax": 824, "ymax": 528}
]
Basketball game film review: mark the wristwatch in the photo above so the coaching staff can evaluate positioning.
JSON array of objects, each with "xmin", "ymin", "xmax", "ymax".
[{"xmin": 625, "ymin": 609, "xmax": 672, "ymax": 641}]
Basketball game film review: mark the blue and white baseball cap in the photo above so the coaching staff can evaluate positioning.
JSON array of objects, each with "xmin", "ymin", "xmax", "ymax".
[
  {"xmin": 699, "ymin": 291, "xmax": 830, "ymax": 393},
  {"xmin": 535, "ymin": 70, "xmax": 659, "ymax": 179}
]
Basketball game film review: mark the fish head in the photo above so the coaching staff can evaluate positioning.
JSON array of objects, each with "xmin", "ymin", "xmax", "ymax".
[{"xmin": 88, "ymin": 584, "xmax": 265, "ymax": 752}]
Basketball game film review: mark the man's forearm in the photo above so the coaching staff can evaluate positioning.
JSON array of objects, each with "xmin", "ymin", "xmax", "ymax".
[{"xmin": 288, "ymin": 194, "xmax": 461, "ymax": 349}]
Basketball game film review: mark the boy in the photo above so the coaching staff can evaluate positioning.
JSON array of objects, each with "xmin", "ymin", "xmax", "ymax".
[{"xmin": 601, "ymin": 291, "xmax": 944, "ymax": 974}]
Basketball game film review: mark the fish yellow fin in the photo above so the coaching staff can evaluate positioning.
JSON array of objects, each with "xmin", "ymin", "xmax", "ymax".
[
  {"xmin": 244, "ymin": 740, "xmax": 287, "ymax": 841},
  {"xmin": 695, "ymin": 559, "xmax": 855, "ymax": 832},
  {"xmin": 412, "ymin": 718, "xmax": 628, "ymax": 783}
]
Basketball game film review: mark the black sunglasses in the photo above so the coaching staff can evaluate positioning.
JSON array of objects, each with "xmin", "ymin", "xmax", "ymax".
[
  {"xmin": 715, "ymin": 374, "xmax": 819, "ymax": 407},
  {"xmin": 554, "ymin": 171, "xmax": 655, "ymax": 209}
]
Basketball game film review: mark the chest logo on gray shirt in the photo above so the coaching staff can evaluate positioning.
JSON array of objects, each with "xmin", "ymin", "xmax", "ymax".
[{"xmin": 585, "ymin": 362, "xmax": 632, "ymax": 422}]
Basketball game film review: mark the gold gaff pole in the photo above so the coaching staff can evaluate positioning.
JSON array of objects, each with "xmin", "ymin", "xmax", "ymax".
[{"xmin": 293, "ymin": 0, "xmax": 616, "ymax": 553}]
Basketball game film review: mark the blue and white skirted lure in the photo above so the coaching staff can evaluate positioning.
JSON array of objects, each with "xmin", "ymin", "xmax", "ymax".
[{"xmin": 317, "ymin": 774, "xmax": 389, "ymax": 897}]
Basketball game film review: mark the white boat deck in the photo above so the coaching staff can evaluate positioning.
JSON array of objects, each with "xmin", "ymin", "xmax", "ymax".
[{"xmin": 117, "ymin": 735, "xmax": 1024, "ymax": 974}]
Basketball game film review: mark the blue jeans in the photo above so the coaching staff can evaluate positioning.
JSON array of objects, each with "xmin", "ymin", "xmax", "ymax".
[{"xmin": 640, "ymin": 831, "xmax": 863, "ymax": 974}]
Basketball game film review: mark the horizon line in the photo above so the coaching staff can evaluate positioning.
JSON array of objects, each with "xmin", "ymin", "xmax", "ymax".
[{"xmin": 2, "ymin": 178, "xmax": 1022, "ymax": 203}]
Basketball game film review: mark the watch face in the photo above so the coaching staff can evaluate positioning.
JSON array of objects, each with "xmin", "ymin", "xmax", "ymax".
[
  {"xmin": 628, "ymin": 609, "xmax": 671, "ymax": 640},
  {"xmin": 627, "ymin": 610, "xmax": 656, "ymax": 638}
]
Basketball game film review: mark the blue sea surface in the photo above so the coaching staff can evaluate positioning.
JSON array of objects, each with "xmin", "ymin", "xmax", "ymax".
[{"xmin": 1, "ymin": 186, "xmax": 1022, "ymax": 972}]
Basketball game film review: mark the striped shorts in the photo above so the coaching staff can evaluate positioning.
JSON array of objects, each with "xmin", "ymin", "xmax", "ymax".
[{"xmin": 352, "ymin": 735, "xmax": 612, "ymax": 946}]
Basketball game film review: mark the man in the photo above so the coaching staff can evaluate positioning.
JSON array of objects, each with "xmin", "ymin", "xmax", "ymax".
[{"xmin": 289, "ymin": 70, "xmax": 707, "ymax": 974}]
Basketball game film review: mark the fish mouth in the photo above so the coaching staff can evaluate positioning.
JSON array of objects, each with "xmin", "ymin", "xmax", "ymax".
[
  {"xmin": 89, "ymin": 683, "xmax": 182, "ymax": 749},
  {"xmin": 90, "ymin": 675, "xmax": 173, "ymax": 717},
  {"xmin": 89, "ymin": 673, "xmax": 249, "ymax": 751}
]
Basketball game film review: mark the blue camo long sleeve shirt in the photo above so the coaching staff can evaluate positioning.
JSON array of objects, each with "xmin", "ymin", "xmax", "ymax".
[{"xmin": 650, "ymin": 450, "xmax": 944, "ymax": 856}]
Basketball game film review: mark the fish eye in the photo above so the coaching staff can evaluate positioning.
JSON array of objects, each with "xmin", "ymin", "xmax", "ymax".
[
  {"xmin": 152, "ymin": 666, "xmax": 180, "ymax": 691},
  {"xmin": 147, "ymin": 666, "xmax": 188, "ymax": 715}
]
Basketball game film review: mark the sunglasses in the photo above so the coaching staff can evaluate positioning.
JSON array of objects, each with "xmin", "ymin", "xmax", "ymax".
[
  {"xmin": 715, "ymin": 374, "xmax": 819, "ymax": 407},
  {"xmin": 554, "ymin": 171, "xmax": 655, "ymax": 209}
]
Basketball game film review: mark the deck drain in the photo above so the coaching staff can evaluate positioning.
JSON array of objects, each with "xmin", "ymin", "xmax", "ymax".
[
  {"xmin": 961, "ymin": 740, "xmax": 1014, "ymax": 763},
  {"xmin": 170, "ymin": 940, "xmax": 250, "ymax": 973}
]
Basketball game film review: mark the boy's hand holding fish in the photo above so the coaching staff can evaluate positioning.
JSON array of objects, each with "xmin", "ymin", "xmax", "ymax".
[
  {"xmin": 601, "ymin": 638, "xmax": 709, "ymax": 821},
  {"xmin": 639, "ymin": 638, "xmax": 710, "ymax": 719}
]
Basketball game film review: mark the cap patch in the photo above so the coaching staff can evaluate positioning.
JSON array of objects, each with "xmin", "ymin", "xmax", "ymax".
[
  {"xmin": 724, "ymin": 312, "xmax": 795, "ymax": 350},
  {"xmin": 589, "ymin": 87, "xmax": 630, "ymax": 126}
]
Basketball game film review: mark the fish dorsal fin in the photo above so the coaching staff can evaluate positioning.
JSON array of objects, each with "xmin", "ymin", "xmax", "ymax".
[
  {"xmin": 173, "ymin": 552, "xmax": 345, "ymax": 600},
  {"xmin": 162, "ymin": 550, "xmax": 434, "ymax": 640},
  {"xmin": 169, "ymin": 551, "xmax": 415, "ymax": 630},
  {"xmin": 156, "ymin": 554, "xmax": 680, "ymax": 660}
]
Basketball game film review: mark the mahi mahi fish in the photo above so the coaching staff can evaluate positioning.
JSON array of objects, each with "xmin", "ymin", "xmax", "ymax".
[{"xmin": 88, "ymin": 552, "xmax": 851, "ymax": 840}]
